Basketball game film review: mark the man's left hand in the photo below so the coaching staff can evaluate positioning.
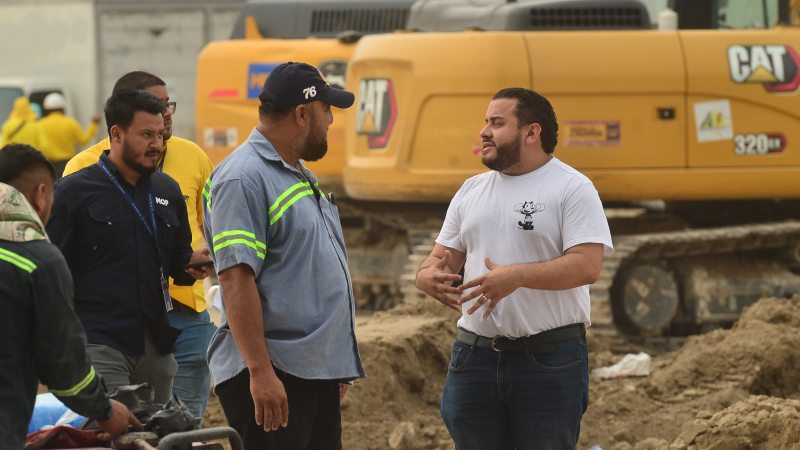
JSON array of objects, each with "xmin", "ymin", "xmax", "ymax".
[
  {"xmin": 458, "ymin": 258, "xmax": 520, "ymax": 319},
  {"xmin": 185, "ymin": 248, "xmax": 214, "ymax": 280},
  {"xmin": 339, "ymin": 383, "xmax": 350, "ymax": 401}
]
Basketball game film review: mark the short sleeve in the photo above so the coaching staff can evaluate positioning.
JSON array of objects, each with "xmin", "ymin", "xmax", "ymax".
[
  {"xmin": 435, "ymin": 183, "xmax": 468, "ymax": 252},
  {"xmin": 207, "ymin": 178, "xmax": 269, "ymax": 275},
  {"xmin": 561, "ymin": 179, "xmax": 613, "ymax": 255},
  {"xmin": 195, "ymin": 153, "xmax": 214, "ymax": 230}
]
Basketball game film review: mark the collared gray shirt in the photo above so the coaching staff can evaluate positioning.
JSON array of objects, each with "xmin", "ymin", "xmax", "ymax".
[{"xmin": 203, "ymin": 128, "xmax": 364, "ymax": 384}]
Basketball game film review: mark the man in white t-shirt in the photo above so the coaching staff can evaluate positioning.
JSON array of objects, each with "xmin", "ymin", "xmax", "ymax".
[{"xmin": 416, "ymin": 88, "xmax": 612, "ymax": 449}]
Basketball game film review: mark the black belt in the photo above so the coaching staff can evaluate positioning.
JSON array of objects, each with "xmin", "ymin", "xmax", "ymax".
[{"xmin": 456, "ymin": 323, "xmax": 585, "ymax": 352}]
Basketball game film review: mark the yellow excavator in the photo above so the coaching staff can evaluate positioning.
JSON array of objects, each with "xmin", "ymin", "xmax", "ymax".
[
  {"xmin": 196, "ymin": 0, "xmax": 800, "ymax": 340},
  {"xmin": 195, "ymin": 0, "xmax": 418, "ymax": 311},
  {"xmin": 196, "ymin": 0, "xmax": 414, "ymax": 185},
  {"xmin": 344, "ymin": 0, "xmax": 800, "ymax": 340}
]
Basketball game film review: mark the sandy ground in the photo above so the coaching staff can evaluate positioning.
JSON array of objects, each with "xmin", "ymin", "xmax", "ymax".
[{"xmin": 204, "ymin": 294, "xmax": 800, "ymax": 450}]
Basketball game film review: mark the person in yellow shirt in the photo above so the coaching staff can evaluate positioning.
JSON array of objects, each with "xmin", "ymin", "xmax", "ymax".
[
  {"xmin": 38, "ymin": 93, "xmax": 99, "ymax": 178},
  {"xmin": 63, "ymin": 71, "xmax": 216, "ymax": 419},
  {"xmin": 1, "ymin": 97, "xmax": 46, "ymax": 150}
]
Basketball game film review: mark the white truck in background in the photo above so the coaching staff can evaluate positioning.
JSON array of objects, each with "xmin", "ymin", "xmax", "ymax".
[{"xmin": 0, "ymin": 0, "xmax": 243, "ymax": 141}]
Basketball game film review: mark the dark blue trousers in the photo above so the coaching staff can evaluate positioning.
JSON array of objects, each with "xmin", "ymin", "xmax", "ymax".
[{"xmin": 440, "ymin": 335, "xmax": 589, "ymax": 450}]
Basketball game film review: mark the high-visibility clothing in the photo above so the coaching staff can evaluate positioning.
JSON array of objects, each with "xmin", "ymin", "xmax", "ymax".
[
  {"xmin": 0, "ymin": 183, "xmax": 111, "ymax": 449},
  {"xmin": 1, "ymin": 98, "xmax": 45, "ymax": 149},
  {"xmin": 38, "ymin": 112, "xmax": 98, "ymax": 162}
]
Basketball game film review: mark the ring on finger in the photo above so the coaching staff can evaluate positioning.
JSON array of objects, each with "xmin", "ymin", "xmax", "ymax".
[{"xmin": 481, "ymin": 294, "xmax": 491, "ymax": 303}]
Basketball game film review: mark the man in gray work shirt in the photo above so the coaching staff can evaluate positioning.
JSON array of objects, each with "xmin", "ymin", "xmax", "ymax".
[{"xmin": 203, "ymin": 62, "xmax": 364, "ymax": 449}]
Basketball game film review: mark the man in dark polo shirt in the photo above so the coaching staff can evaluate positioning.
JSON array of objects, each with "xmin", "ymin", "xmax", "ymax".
[{"xmin": 47, "ymin": 90, "xmax": 213, "ymax": 403}]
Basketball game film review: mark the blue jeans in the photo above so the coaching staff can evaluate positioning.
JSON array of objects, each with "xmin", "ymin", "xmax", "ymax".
[
  {"xmin": 440, "ymin": 335, "xmax": 589, "ymax": 450},
  {"xmin": 168, "ymin": 308, "xmax": 217, "ymax": 419}
]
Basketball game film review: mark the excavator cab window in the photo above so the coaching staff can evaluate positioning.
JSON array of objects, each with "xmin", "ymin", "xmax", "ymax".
[
  {"xmin": 673, "ymin": 0, "xmax": 782, "ymax": 29},
  {"xmin": 717, "ymin": 0, "xmax": 778, "ymax": 29}
]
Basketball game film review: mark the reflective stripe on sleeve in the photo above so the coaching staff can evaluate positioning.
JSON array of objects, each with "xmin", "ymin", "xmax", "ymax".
[
  {"xmin": 212, "ymin": 230, "xmax": 267, "ymax": 260},
  {"xmin": 0, "ymin": 248, "xmax": 37, "ymax": 273},
  {"xmin": 202, "ymin": 178, "xmax": 212, "ymax": 212},
  {"xmin": 50, "ymin": 367, "xmax": 96, "ymax": 397}
]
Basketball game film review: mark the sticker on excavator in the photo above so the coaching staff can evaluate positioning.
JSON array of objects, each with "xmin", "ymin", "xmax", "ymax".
[
  {"xmin": 561, "ymin": 120, "xmax": 620, "ymax": 147},
  {"xmin": 727, "ymin": 45, "xmax": 800, "ymax": 92},
  {"xmin": 203, "ymin": 127, "xmax": 238, "ymax": 148},
  {"xmin": 355, "ymin": 78, "xmax": 396, "ymax": 149},
  {"xmin": 693, "ymin": 99, "xmax": 733, "ymax": 143},
  {"xmin": 733, "ymin": 133, "xmax": 786, "ymax": 155},
  {"xmin": 247, "ymin": 63, "xmax": 279, "ymax": 99}
]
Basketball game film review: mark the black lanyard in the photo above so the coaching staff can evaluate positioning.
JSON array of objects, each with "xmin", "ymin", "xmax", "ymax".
[{"xmin": 97, "ymin": 158, "xmax": 173, "ymax": 312}]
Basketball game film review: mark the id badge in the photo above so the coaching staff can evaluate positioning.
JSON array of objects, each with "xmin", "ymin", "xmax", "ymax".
[{"xmin": 160, "ymin": 268, "xmax": 173, "ymax": 312}]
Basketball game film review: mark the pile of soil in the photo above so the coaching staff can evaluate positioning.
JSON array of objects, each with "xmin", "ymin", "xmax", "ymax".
[
  {"xmin": 204, "ymin": 295, "xmax": 800, "ymax": 450},
  {"xmin": 580, "ymin": 295, "xmax": 800, "ymax": 450}
]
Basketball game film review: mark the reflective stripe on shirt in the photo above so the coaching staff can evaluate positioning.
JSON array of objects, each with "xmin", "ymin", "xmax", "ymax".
[
  {"xmin": 268, "ymin": 181, "xmax": 315, "ymax": 225},
  {"xmin": 202, "ymin": 177, "xmax": 212, "ymax": 213},
  {"xmin": 49, "ymin": 367, "xmax": 96, "ymax": 397},
  {"xmin": 0, "ymin": 247, "xmax": 37, "ymax": 273}
]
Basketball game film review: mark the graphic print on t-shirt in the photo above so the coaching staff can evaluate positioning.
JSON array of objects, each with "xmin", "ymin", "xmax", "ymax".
[{"xmin": 514, "ymin": 201, "xmax": 545, "ymax": 230}]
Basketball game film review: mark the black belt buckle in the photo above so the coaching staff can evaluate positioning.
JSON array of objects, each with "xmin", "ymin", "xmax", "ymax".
[{"xmin": 490, "ymin": 336, "xmax": 516, "ymax": 352}]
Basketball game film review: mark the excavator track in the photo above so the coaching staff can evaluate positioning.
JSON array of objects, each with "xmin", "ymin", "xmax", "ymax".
[
  {"xmin": 340, "ymin": 191, "xmax": 800, "ymax": 352},
  {"xmin": 397, "ymin": 221, "xmax": 800, "ymax": 352},
  {"xmin": 591, "ymin": 221, "xmax": 800, "ymax": 350},
  {"xmin": 400, "ymin": 229, "xmax": 441, "ymax": 302},
  {"xmin": 338, "ymin": 198, "xmax": 445, "ymax": 311}
]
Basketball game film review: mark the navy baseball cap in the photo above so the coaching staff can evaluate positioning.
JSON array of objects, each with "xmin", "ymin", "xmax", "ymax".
[{"xmin": 258, "ymin": 62, "xmax": 355, "ymax": 109}]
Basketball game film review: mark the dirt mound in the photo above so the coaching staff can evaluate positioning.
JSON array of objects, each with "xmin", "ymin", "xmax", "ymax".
[
  {"xmin": 203, "ymin": 295, "xmax": 800, "ymax": 449},
  {"xmin": 648, "ymin": 296, "xmax": 800, "ymax": 400},
  {"xmin": 671, "ymin": 395, "xmax": 800, "ymax": 450},
  {"xmin": 580, "ymin": 296, "xmax": 800, "ymax": 450},
  {"xmin": 341, "ymin": 299, "xmax": 459, "ymax": 450}
]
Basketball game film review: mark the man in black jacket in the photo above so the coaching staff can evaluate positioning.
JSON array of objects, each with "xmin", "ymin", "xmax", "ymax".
[
  {"xmin": 0, "ymin": 144, "xmax": 141, "ymax": 448},
  {"xmin": 47, "ymin": 90, "xmax": 213, "ymax": 403}
]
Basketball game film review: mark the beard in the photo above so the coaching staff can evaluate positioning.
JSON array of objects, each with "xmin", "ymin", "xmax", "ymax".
[
  {"xmin": 482, "ymin": 133, "xmax": 522, "ymax": 172},
  {"xmin": 301, "ymin": 121, "xmax": 329, "ymax": 162},
  {"xmin": 122, "ymin": 139, "xmax": 159, "ymax": 176},
  {"xmin": 162, "ymin": 126, "xmax": 172, "ymax": 142}
]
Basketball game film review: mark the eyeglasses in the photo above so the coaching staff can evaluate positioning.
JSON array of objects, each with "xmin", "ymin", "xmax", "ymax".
[{"xmin": 165, "ymin": 101, "xmax": 177, "ymax": 114}]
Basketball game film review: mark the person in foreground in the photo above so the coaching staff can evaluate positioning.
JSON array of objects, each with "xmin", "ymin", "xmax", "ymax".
[
  {"xmin": 0, "ymin": 144, "xmax": 141, "ymax": 448},
  {"xmin": 46, "ymin": 90, "xmax": 212, "ymax": 404},
  {"xmin": 204, "ymin": 62, "xmax": 364, "ymax": 449},
  {"xmin": 415, "ymin": 88, "xmax": 613, "ymax": 450}
]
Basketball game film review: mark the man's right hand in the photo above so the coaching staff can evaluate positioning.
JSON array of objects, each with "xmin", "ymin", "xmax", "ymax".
[
  {"xmin": 415, "ymin": 250, "xmax": 462, "ymax": 311},
  {"xmin": 96, "ymin": 399, "xmax": 142, "ymax": 441},
  {"xmin": 250, "ymin": 368, "xmax": 289, "ymax": 432}
]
